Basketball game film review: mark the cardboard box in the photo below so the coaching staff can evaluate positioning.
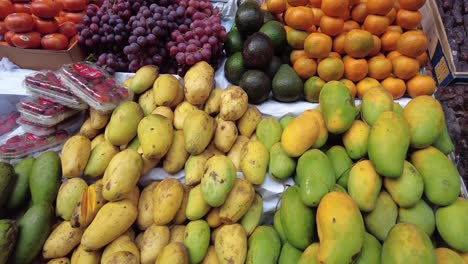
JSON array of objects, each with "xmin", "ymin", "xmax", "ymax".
[
  {"xmin": 420, "ymin": 0, "xmax": 468, "ymax": 86},
  {"xmin": 0, "ymin": 42, "xmax": 86, "ymax": 71}
]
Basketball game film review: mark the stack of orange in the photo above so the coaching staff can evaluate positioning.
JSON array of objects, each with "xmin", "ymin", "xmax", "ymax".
[{"xmin": 263, "ymin": 0, "xmax": 436, "ymax": 100}]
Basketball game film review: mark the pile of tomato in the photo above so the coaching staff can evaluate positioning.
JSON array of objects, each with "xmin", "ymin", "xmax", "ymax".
[{"xmin": 0, "ymin": 0, "xmax": 99, "ymax": 50}]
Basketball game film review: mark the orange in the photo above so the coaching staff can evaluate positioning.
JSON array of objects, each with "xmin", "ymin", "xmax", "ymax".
[
  {"xmin": 319, "ymin": 15, "xmax": 344, "ymax": 36},
  {"xmin": 293, "ymin": 57, "xmax": 318, "ymax": 79},
  {"xmin": 309, "ymin": 0, "xmax": 322, "ymax": 7},
  {"xmin": 321, "ymin": 0, "xmax": 349, "ymax": 17},
  {"xmin": 317, "ymin": 57, "xmax": 344, "ymax": 81},
  {"xmin": 276, "ymin": 13, "xmax": 285, "ymax": 24},
  {"xmin": 285, "ymin": 6, "xmax": 315, "ymax": 30},
  {"xmin": 290, "ymin": 49, "xmax": 308, "ymax": 64},
  {"xmin": 396, "ymin": 29, "xmax": 428, "ymax": 58},
  {"xmin": 368, "ymin": 35, "xmax": 382, "ymax": 56},
  {"xmin": 374, "ymin": 52, "xmax": 386, "ymax": 57},
  {"xmin": 363, "ymin": 14, "xmax": 390, "ymax": 36},
  {"xmin": 416, "ymin": 52, "xmax": 428, "ymax": 66},
  {"xmin": 333, "ymin": 33, "xmax": 346, "ymax": 54},
  {"xmin": 386, "ymin": 7, "xmax": 397, "ymax": 24},
  {"xmin": 344, "ymin": 57, "xmax": 369, "ymax": 82},
  {"xmin": 306, "ymin": 25, "xmax": 318, "ymax": 33},
  {"xmin": 387, "ymin": 50, "xmax": 402, "ymax": 61},
  {"xmin": 340, "ymin": 78, "xmax": 358, "ymax": 97},
  {"xmin": 356, "ymin": 77, "xmax": 382, "ymax": 98},
  {"xmin": 343, "ymin": 20, "xmax": 360, "ymax": 32},
  {"xmin": 396, "ymin": 9, "xmax": 422, "ymax": 29},
  {"xmin": 406, "ymin": 74, "xmax": 436, "ymax": 98},
  {"xmin": 366, "ymin": 0, "xmax": 395, "ymax": 15},
  {"xmin": 343, "ymin": 29, "xmax": 375, "ymax": 58},
  {"xmin": 381, "ymin": 30, "xmax": 401, "ymax": 51},
  {"xmin": 368, "ymin": 56, "xmax": 393, "ymax": 80},
  {"xmin": 381, "ymin": 76, "xmax": 406, "ymax": 99},
  {"xmin": 349, "ymin": 0, "xmax": 360, "ymax": 5},
  {"xmin": 288, "ymin": 0, "xmax": 309, "ymax": 7},
  {"xmin": 342, "ymin": 8, "xmax": 351, "ymax": 20},
  {"xmin": 304, "ymin": 32, "xmax": 333, "ymax": 59},
  {"xmin": 267, "ymin": 0, "xmax": 287, "ymax": 14},
  {"xmin": 392, "ymin": 55, "xmax": 420, "ymax": 80},
  {"xmin": 327, "ymin": 51, "xmax": 342, "ymax": 59},
  {"xmin": 387, "ymin": 25, "xmax": 403, "ymax": 33},
  {"xmin": 311, "ymin": 7, "xmax": 324, "ymax": 26},
  {"xmin": 351, "ymin": 3, "xmax": 368, "ymax": 23},
  {"xmin": 398, "ymin": 0, "xmax": 425, "ymax": 11}
]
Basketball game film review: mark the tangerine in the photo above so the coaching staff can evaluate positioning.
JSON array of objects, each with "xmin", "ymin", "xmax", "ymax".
[
  {"xmin": 344, "ymin": 57, "xmax": 369, "ymax": 82},
  {"xmin": 340, "ymin": 78, "xmax": 358, "ymax": 98},
  {"xmin": 343, "ymin": 20, "xmax": 360, "ymax": 32},
  {"xmin": 398, "ymin": 0, "xmax": 426, "ymax": 11},
  {"xmin": 381, "ymin": 76, "xmax": 406, "ymax": 99},
  {"xmin": 304, "ymin": 32, "xmax": 333, "ymax": 59},
  {"xmin": 368, "ymin": 56, "xmax": 393, "ymax": 80},
  {"xmin": 351, "ymin": 3, "xmax": 368, "ymax": 23},
  {"xmin": 368, "ymin": 35, "xmax": 382, "ymax": 56},
  {"xmin": 290, "ymin": 49, "xmax": 308, "ymax": 64},
  {"xmin": 363, "ymin": 14, "xmax": 390, "ymax": 36},
  {"xmin": 333, "ymin": 33, "xmax": 346, "ymax": 54},
  {"xmin": 356, "ymin": 77, "xmax": 382, "ymax": 98},
  {"xmin": 386, "ymin": 50, "xmax": 402, "ymax": 61},
  {"xmin": 317, "ymin": 57, "xmax": 345, "ymax": 81},
  {"xmin": 406, "ymin": 74, "xmax": 436, "ymax": 98},
  {"xmin": 321, "ymin": 0, "xmax": 349, "ymax": 17},
  {"xmin": 343, "ymin": 29, "xmax": 374, "ymax": 58},
  {"xmin": 293, "ymin": 57, "xmax": 318, "ymax": 79},
  {"xmin": 381, "ymin": 30, "xmax": 401, "ymax": 51},
  {"xmin": 396, "ymin": 29, "xmax": 428, "ymax": 58},
  {"xmin": 285, "ymin": 6, "xmax": 315, "ymax": 30},
  {"xmin": 366, "ymin": 0, "xmax": 395, "ymax": 15},
  {"xmin": 396, "ymin": 9, "xmax": 422, "ymax": 29},
  {"xmin": 392, "ymin": 55, "xmax": 420, "ymax": 80},
  {"xmin": 319, "ymin": 15, "xmax": 344, "ymax": 36}
]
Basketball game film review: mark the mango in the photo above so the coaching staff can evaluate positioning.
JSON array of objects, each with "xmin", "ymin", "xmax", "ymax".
[
  {"xmin": 214, "ymin": 224, "xmax": 247, "ymax": 264},
  {"xmin": 281, "ymin": 111, "xmax": 320, "ymax": 157},
  {"xmin": 102, "ymin": 149, "xmax": 143, "ymax": 201},
  {"xmin": 137, "ymin": 182, "xmax": 158, "ymax": 230},
  {"xmin": 435, "ymin": 198, "xmax": 468, "ymax": 252},
  {"xmin": 361, "ymin": 86, "xmax": 394, "ymax": 126},
  {"xmin": 153, "ymin": 178, "xmax": 184, "ymax": 225},
  {"xmin": 273, "ymin": 209, "xmax": 287, "ymax": 244},
  {"xmin": 130, "ymin": 65, "xmax": 158, "ymax": 94},
  {"xmin": 89, "ymin": 108, "xmax": 110, "ymax": 129},
  {"xmin": 342, "ymin": 120, "xmax": 369, "ymax": 160},
  {"xmin": 6, "ymin": 158, "xmax": 34, "ymax": 211},
  {"xmin": 269, "ymin": 142, "xmax": 296, "ymax": 181},
  {"xmin": 403, "ymin": 95, "xmax": 444, "ymax": 148},
  {"xmin": 91, "ymin": 134, "xmax": 106, "ymax": 150},
  {"xmin": 163, "ymin": 130, "xmax": 189, "ymax": 174},
  {"xmin": 138, "ymin": 89, "xmax": 157, "ymax": 115},
  {"xmin": 84, "ymin": 140, "xmax": 119, "ymax": 178},
  {"xmin": 213, "ymin": 119, "xmax": 238, "ymax": 153},
  {"xmin": 305, "ymin": 110, "xmax": 328, "ymax": 148},
  {"xmin": 435, "ymin": 248, "xmax": 465, "ymax": 264},
  {"xmin": 184, "ymin": 61, "xmax": 214, "ymax": 105},
  {"xmin": 237, "ymin": 105, "xmax": 262, "ymax": 137},
  {"xmin": 316, "ymin": 192, "xmax": 365, "ymax": 264},
  {"xmin": 107, "ymin": 102, "xmax": 144, "ymax": 146},
  {"xmin": 398, "ymin": 199, "xmax": 435, "ymax": 236},
  {"xmin": 381, "ymin": 223, "xmax": 436, "ymax": 264},
  {"xmin": 201, "ymin": 155, "xmax": 237, "ymax": 207},
  {"xmin": 364, "ymin": 191, "xmax": 398, "ymax": 241},
  {"xmin": 140, "ymin": 224, "xmax": 170, "ymax": 264},
  {"xmin": 184, "ymin": 109, "xmax": 216, "ymax": 155},
  {"xmin": 56, "ymin": 178, "xmax": 88, "ymax": 221},
  {"xmin": 186, "ymin": 184, "xmax": 211, "ymax": 220},
  {"xmin": 206, "ymin": 208, "xmax": 222, "ymax": 229},
  {"xmin": 101, "ymin": 235, "xmax": 139, "ymax": 263},
  {"xmin": 202, "ymin": 245, "xmax": 219, "ymax": 264},
  {"xmin": 240, "ymin": 194, "xmax": 263, "ymax": 236},
  {"xmin": 220, "ymin": 86, "xmax": 249, "ymax": 121},
  {"xmin": 173, "ymin": 185, "xmax": 190, "ymax": 225},
  {"xmin": 278, "ymin": 243, "xmax": 302, "ymax": 264},
  {"xmin": 332, "ymin": 184, "xmax": 347, "ymax": 193},
  {"xmin": 319, "ymin": 80, "xmax": 356, "ymax": 134},
  {"xmin": 152, "ymin": 106, "xmax": 174, "ymax": 121},
  {"xmin": 173, "ymin": 101, "xmax": 198, "ymax": 130},
  {"xmin": 256, "ymin": 117, "xmax": 282, "ymax": 150},
  {"xmin": 461, "ymin": 252, "xmax": 468, "ymax": 263},
  {"xmin": 79, "ymin": 117, "xmax": 100, "ymax": 139},
  {"xmin": 29, "ymin": 151, "xmax": 61, "ymax": 205},
  {"xmin": 296, "ymin": 149, "xmax": 336, "ymax": 207},
  {"xmin": 70, "ymin": 181, "xmax": 107, "ymax": 228},
  {"xmin": 43, "ymin": 221, "xmax": 83, "ymax": 259},
  {"xmin": 354, "ymin": 232, "xmax": 381, "ymax": 264},
  {"xmin": 246, "ymin": 226, "xmax": 281, "ymax": 264},
  {"xmin": 47, "ymin": 257, "xmax": 70, "ymax": 264},
  {"xmin": 227, "ymin": 135, "xmax": 250, "ymax": 171},
  {"xmin": 393, "ymin": 102, "xmax": 403, "ymax": 115},
  {"xmin": 138, "ymin": 114, "xmax": 174, "ymax": 159},
  {"xmin": 412, "ymin": 146, "xmax": 461, "ymax": 206},
  {"xmin": 185, "ymin": 148, "xmax": 216, "ymax": 186},
  {"xmin": 368, "ymin": 111, "xmax": 410, "ymax": 178},
  {"xmin": 153, "ymin": 74, "xmax": 181, "ymax": 106},
  {"xmin": 384, "ymin": 161, "xmax": 424, "ymax": 208},
  {"xmin": 298, "ymin": 243, "xmax": 319, "ymax": 264},
  {"xmin": 61, "ymin": 135, "xmax": 91, "ymax": 178},
  {"xmin": 432, "ymin": 118, "xmax": 455, "ymax": 154},
  {"xmin": 102, "ymin": 251, "xmax": 137, "ymax": 264},
  {"xmin": 240, "ymin": 140, "xmax": 269, "ymax": 185},
  {"xmin": 156, "ymin": 242, "xmax": 189, "ymax": 264},
  {"xmin": 280, "ymin": 186, "xmax": 314, "ymax": 250},
  {"xmin": 204, "ymin": 88, "xmax": 223, "ymax": 115},
  {"xmin": 326, "ymin": 146, "xmax": 353, "ymax": 189},
  {"xmin": 184, "ymin": 220, "xmax": 210, "ymax": 264},
  {"xmin": 70, "ymin": 245, "xmax": 101, "ymax": 264},
  {"xmin": 169, "ymin": 225, "xmax": 186, "ymax": 243},
  {"xmin": 279, "ymin": 115, "xmax": 294, "ymax": 130},
  {"xmin": 219, "ymin": 179, "xmax": 255, "ymax": 224},
  {"xmin": 348, "ymin": 160, "xmax": 382, "ymax": 212}
]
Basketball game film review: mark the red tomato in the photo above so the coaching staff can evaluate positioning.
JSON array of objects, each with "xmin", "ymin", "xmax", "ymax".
[
  {"xmin": 58, "ymin": 21, "xmax": 76, "ymax": 37},
  {"xmin": 41, "ymin": 33, "xmax": 68, "ymax": 50},
  {"xmin": 5, "ymin": 13, "xmax": 35, "ymax": 33},
  {"xmin": 59, "ymin": 10, "xmax": 84, "ymax": 24},
  {"xmin": 4, "ymin": 30, "xmax": 15, "ymax": 45},
  {"xmin": 14, "ymin": 3, "xmax": 31, "ymax": 14},
  {"xmin": 67, "ymin": 33, "xmax": 77, "ymax": 49},
  {"xmin": 35, "ymin": 18, "xmax": 58, "ymax": 34},
  {"xmin": 0, "ymin": 0, "xmax": 15, "ymax": 19},
  {"xmin": 61, "ymin": 0, "xmax": 88, "ymax": 11},
  {"xmin": 11, "ymin": 31, "xmax": 41, "ymax": 48},
  {"xmin": 31, "ymin": 0, "xmax": 61, "ymax": 18},
  {"xmin": 0, "ymin": 20, "xmax": 7, "ymax": 35}
]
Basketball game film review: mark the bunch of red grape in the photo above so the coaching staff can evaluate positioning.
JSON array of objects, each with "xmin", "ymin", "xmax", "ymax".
[{"xmin": 77, "ymin": 0, "xmax": 227, "ymax": 75}]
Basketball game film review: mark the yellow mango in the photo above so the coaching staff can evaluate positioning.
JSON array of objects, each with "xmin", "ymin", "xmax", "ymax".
[
  {"xmin": 237, "ymin": 105, "xmax": 262, "ymax": 137},
  {"xmin": 43, "ymin": 221, "xmax": 83, "ymax": 259},
  {"xmin": 70, "ymin": 245, "xmax": 101, "ymax": 264},
  {"xmin": 138, "ymin": 114, "xmax": 174, "ymax": 159},
  {"xmin": 61, "ymin": 135, "xmax": 91, "ymax": 178},
  {"xmin": 348, "ymin": 160, "xmax": 382, "ymax": 212},
  {"xmin": 342, "ymin": 120, "xmax": 369, "ymax": 159},
  {"xmin": 186, "ymin": 184, "xmax": 211, "ymax": 220},
  {"xmin": 215, "ymin": 224, "xmax": 247, "ymax": 264},
  {"xmin": 361, "ymin": 86, "xmax": 394, "ymax": 126},
  {"xmin": 240, "ymin": 140, "xmax": 269, "ymax": 185},
  {"xmin": 204, "ymin": 88, "xmax": 223, "ymax": 115},
  {"xmin": 202, "ymin": 246, "xmax": 220, "ymax": 264},
  {"xmin": 107, "ymin": 102, "xmax": 144, "ymax": 146},
  {"xmin": 184, "ymin": 109, "xmax": 216, "ymax": 155},
  {"xmin": 227, "ymin": 135, "xmax": 250, "ymax": 171},
  {"xmin": 101, "ymin": 235, "xmax": 140, "ymax": 263},
  {"xmin": 173, "ymin": 185, "xmax": 190, "ymax": 225},
  {"xmin": 281, "ymin": 110, "xmax": 320, "ymax": 157},
  {"xmin": 140, "ymin": 224, "xmax": 170, "ymax": 264},
  {"xmin": 155, "ymin": 242, "xmax": 189, "ymax": 264},
  {"xmin": 153, "ymin": 178, "xmax": 184, "ymax": 225},
  {"xmin": 219, "ymin": 179, "xmax": 255, "ymax": 224},
  {"xmin": 163, "ymin": 130, "xmax": 189, "ymax": 174},
  {"xmin": 169, "ymin": 225, "xmax": 186, "ymax": 243}
]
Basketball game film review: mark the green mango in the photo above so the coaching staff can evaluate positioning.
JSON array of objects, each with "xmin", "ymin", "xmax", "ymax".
[
  {"xmin": 435, "ymin": 198, "xmax": 468, "ymax": 252},
  {"xmin": 0, "ymin": 162, "xmax": 15, "ymax": 214},
  {"xmin": 273, "ymin": 209, "xmax": 287, "ymax": 244},
  {"xmin": 6, "ymin": 158, "xmax": 34, "ymax": 211},
  {"xmin": 246, "ymin": 226, "xmax": 281, "ymax": 264},
  {"xmin": 393, "ymin": 102, "xmax": 403, "ymax": 116},
  {"xmin": 56, "ymin": 178, "xmax": 88, "ymax": 221},
  {"xmin": 326, "ymin": 146, "xmax": 353, "ymax": 189},
  {"xmin": 0, "ymin": 219, "xmax": 17, "ymax": 263},
  {"xmin": 279, "ymin": 115, "xmax": 294, "ymax": 130},
  {"xmin": 29, "ymin": 151, "xmax": 61, "ymax": 205},
  {"xmin": 319, "ymin": 80, "xmax": 356, "ymax": 134},
  {"xmin": 384, "ymin": 161, "xmax": 424, "ymax": 208},
  {"xmin": 184, "ymin": 220, "xmax": 210, "ymax": 264},
  {"xmin": 201, "ymin": 155, "xmax": 237, "ymax": 207},
  {"xmin": 269, "ymin": 142, "xmax": 296, "ymax": 181},
  {"xmin": 364, "ymin": 191, "xmax": 398, "ymax": 242},
  {"xmin": 278, "ymin": 243, "xmax": 302, "ymax": 264},
  {"xmin": 256, "ymin": 117, "xmax": 282, "ymax": 150},
  {"xmin": 432, "ymin": 119, "xmax": 454, "ymax": 154},
  {"xmin": 240, "ymin": 194, "xmax": 263, "ymax": 236},
  {"xmin": 398, "ymin": 199, "xmax": 435, "ymax": 236},
  {"xmin": 354, "ymin": 232, "xmax": 381, "ymax": 264},
  {"xmin": 361, "ymin": 86, "xmax": 394, "ymax": 126}
]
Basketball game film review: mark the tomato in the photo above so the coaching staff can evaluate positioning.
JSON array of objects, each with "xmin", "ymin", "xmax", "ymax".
[
  {"xmin": 0, "ymin": 20, "xmax": 7, "ymax": 35},
  {"xmin": 12, "ymin": 0, "xmax": 30, "ymax": 3},
  {"xmin": 31, "ymin": 0, "xmax": 61, "ymax": 18},
  {"xmin": 13, "ymin": 3, "xmax": 32, "ymax": 14},
  {"xmin": 0, "ymin": 0, "xmax": 15, "ymax": 19},
  {"xmin": 61, "ymin": 0, "xmax": 88, "ymax": 11},
  {"xmin": 5, "ymin": 13, "xmax": 35, "ymax": 33},
  {"xmin": 35, "ymin": 18, "xmax": 58, "ymax": 34},
  {"xmin": 11, "ymin": 31, "xmax": 41, "ymax": 48},
  {"xmin": 58, "ymin": 21, "xmax": 76, "ymax": 37},
  {"xmin": 41, "ymin": 33, "xmax": 68, "ymax": 50},
  {"xmin": 67, "ymin": 33, "xmax": 77, "ymax": 49},
  {"xmin": 59, "ymin": 10, "xmax": 85, "ymax": 24},
  {"xmin": 4, "ymin": 30, "xmax": 14, "ymax": 45}
]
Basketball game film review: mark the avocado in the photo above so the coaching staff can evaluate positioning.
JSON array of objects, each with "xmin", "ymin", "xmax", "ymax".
[
  {"xmin": 225, "ymin": 28, "xmax": 244, "ymax": 56},
  {"xmin": 235, "ymin": 0, "xmax": 264, "ymax": 36},
  {"xmin": 239, "ymin": 70, "xmax": 271, "ymax": 104},
  {"xmin": 262, "ymin": 10, "xmax": 276, "ymax": 24},
  {"xmin": 242, "ymin": 32, "xmax": 274, "ymax": 69},
  {"xmin": 225, "ymin": 52, "xmax": 246, "ymax": 85},
  {"xmin": 259, "ymin": 20, "xmax": 286, "ymax": 54},
  {"xmin": 272, "ymin": 64, "xmax": 303, "ymax": 102},
  {"xmin": 266, "ymin": 56, "xmax": 282, "ymax": 79}
]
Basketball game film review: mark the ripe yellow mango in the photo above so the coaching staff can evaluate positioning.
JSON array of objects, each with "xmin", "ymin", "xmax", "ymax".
[
  {"xmin": 348, "ymin": 160, "xmax": 382, "ymax": 212},
  {"xmin": 281, "ymin": 110, "xmax": 320, "ymax": 157}
]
